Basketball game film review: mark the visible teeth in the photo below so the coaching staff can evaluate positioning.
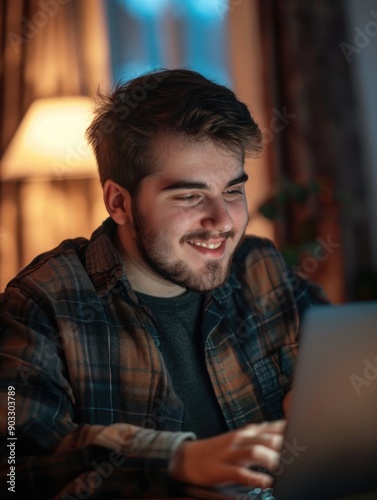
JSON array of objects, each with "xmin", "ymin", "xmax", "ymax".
[{"xmin": 188, "ymin": 240, "xmax": 222, "ymax": 249}]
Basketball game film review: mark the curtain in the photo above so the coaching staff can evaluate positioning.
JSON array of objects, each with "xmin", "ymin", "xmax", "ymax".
[
  {"xmin": 257, "ymin": 0, "xmax": 373, "ymax": 302},
  {"xmin": 0, "ymin": 0, "xmax": 110, "ymax": 289}
]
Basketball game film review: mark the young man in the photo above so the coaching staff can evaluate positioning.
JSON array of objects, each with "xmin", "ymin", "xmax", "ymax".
[{"xmin": 0, "ymin": 69, "xmax": 326, "ymax": 499}]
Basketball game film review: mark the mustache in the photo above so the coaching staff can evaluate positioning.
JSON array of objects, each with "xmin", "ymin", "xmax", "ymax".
[{"xmin": 181, "ymin": 230, "xmax": 236, "ymax": 243}]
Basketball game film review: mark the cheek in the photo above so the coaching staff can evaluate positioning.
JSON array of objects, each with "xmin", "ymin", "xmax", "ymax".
[
  {"xmin": 165, "ymin": 207, "xmax": 198, "ymax": 229},
  {"xmin": 230, "ymin": 202, "xmax": 249, "ymax": 226},
  {"xmin": 151, "ymin": 210, "xmax": 192, "ymax": 239}
]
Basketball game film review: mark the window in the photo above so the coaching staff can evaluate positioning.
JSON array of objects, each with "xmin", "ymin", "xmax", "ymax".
[{"xmin": 106, "ymin": 0, "xmax": 231, "ymax": 86}]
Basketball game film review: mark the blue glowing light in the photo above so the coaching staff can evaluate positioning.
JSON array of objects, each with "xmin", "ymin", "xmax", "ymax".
[{"xmin": 119, "ymin": 0, "xmax": 170, "ymax": 16}]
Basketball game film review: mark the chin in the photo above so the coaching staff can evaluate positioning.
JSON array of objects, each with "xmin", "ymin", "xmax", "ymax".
[{"xmin": 182, "ymin": 268, "xmax": 231, "ymax": 293}]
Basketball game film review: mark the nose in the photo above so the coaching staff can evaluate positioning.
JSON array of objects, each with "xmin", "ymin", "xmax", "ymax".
[{"xmin": 200, "ymin": 198, "xmax": 234, "ymax": 233}]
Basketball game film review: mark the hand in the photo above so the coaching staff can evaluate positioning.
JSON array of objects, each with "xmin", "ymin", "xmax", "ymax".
[{"xmin": 169, "ymin": 420, "xmax": 286, "ymax": 489}]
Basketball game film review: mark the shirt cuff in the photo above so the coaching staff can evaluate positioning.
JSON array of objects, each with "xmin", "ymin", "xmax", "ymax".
[{"xmin": 93, "ymin": 424, "xmax": 196, "ymax": 497}]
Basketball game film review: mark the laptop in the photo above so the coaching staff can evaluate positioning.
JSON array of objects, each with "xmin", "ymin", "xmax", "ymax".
[{"xmin": 184, "ymin": 301, "xmax": 377, "ymax": 500}]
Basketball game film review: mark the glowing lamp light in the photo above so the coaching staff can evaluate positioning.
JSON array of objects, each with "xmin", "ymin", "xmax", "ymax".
[{"xmin": 1, "ymin": 96, "xmax": 97, "ymax": 181}]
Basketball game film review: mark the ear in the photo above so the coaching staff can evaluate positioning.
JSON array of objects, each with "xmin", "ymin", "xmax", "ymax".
[{"xmin": 103, "ymin": 179, "xmax": 133, "ymax": 225}]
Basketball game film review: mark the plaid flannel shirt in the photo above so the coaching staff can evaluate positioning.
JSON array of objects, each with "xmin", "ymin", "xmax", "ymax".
[{"xmin": 0, "ymin": 218, "xmax": 327, "ymax": 499}]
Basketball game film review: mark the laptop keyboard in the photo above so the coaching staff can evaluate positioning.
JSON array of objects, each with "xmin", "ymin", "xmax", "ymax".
[
  {"xmin": 240, "ymin": 488, "xmax": 276, "ymax": 499},
  {"xmin": 183, "ymin": 483, "xmax": 277, "ymax": 500}
]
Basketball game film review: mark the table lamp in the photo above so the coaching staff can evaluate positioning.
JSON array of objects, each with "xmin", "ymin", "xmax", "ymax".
[{"xmin": 1, "ymin": 95, "xmax": 97, "ymax": 181}]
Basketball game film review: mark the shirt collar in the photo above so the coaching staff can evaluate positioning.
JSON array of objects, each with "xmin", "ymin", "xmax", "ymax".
[
  {"xmin": 85, "ymin": 218, "xmax": 134, "ymax": 298},
  {"xmin": 209, "ymin": 272, "xmax": 241, "ymax": 306}
]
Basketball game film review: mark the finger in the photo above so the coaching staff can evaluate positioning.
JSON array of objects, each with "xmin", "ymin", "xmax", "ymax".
[
  {"xmin": 231, "ymin": 423, "xmax": 285, "ymax": 452},
  {"xmin": 219, "ymin": 464, "xmax": 274, "ymax": 490},
  {"xmin": 235, "ymin": 421, "xmax": 286, "ymax": 445},
  {"xmin": 242, "ymin": 419, "xmax": 287, "ymax": 436},
  {"xmin": 236, "ymin": 432, "xmax": 284, "ymax": 452},
  {"xmin": 226, "ymin": 444, "xmax": 280, "ymax": 471}
]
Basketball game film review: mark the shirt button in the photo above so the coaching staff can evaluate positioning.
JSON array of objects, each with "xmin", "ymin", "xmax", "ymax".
[{"xmin": 279, "ymin": 374, "xmax": 290, "ymax": 386}]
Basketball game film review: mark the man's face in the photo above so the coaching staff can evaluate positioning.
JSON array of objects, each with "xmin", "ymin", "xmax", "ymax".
[{"xmin": 128, "ymin": 135, "xmax": 249, "ymax": 292}]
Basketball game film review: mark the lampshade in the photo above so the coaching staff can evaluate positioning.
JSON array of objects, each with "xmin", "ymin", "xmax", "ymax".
[{"xmin": 1, "ymin": 96, "xmax": 98, "ymax": 181}]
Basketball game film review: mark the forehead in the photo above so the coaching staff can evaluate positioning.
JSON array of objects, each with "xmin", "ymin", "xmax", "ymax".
[{"xmin": 148, "ymin": 134, "xmax": 245, "ymax": 186}]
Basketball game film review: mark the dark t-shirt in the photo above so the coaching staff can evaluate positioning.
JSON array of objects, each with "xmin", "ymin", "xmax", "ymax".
[{"xmin": 136, "ymin": 290, "xmax": 228, "ymax": 438}]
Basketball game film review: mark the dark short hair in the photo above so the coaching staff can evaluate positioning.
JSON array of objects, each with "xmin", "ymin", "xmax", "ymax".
[{"xmin": 86, "ymin": 69, "xmax": 262, "ymax": 195}]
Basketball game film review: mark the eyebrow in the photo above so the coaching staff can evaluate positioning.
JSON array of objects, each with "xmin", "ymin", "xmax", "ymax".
[{"xmin": 161, "ymin": 172, "xmax": 249, "ymax": 191}]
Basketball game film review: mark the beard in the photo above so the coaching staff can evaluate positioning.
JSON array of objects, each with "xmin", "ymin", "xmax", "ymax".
[{"xmin": 131, "ymin": 199, "xmax": 245, "ymax": 293}]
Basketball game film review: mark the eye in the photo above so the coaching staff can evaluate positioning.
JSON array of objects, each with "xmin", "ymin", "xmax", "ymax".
[
  {"xmin": 174, "ymin": 194, "xmax": 197, "ymax": 201},
  {"xmin": 223, "ymin": 188, "xmax": 244, "ymax": 199},
  {"xmin": 173, "ymin": 193, "xmax": 203, "ymax": 205}
]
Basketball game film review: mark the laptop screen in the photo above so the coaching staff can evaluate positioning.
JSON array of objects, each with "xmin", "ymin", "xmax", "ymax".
[{"xmin": 273, "ymin": 301, "xmax": 377, "ymax": 500}]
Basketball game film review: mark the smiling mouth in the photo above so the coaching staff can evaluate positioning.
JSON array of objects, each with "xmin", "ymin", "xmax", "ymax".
[{"xmin": 187, "ymin": 240, "xmax": 223, "ymax": 249}]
